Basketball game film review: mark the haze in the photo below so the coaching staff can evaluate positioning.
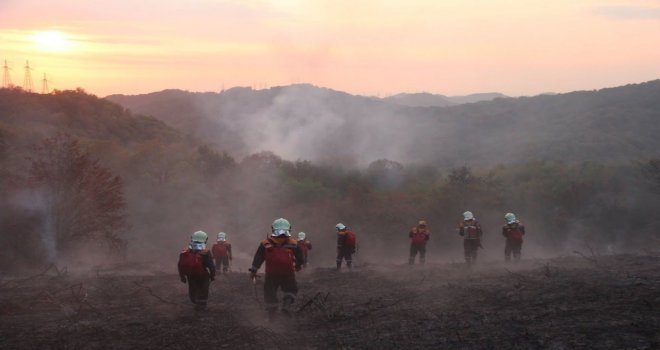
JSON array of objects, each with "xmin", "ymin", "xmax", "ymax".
[{"xmin": 2, "ymin": 0, "xmax": 660, "ymax": 97}]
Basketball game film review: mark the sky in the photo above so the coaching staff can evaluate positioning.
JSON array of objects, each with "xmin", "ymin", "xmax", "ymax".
[{"xmin": 1, "ymin": 0, "xmax": 659, "ymax": 97}]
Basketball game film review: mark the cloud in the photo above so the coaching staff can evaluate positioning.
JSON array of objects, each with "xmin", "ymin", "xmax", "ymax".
[{"xmin": 593, "ymin": 5, "xmax": 660, "ymax": 20}]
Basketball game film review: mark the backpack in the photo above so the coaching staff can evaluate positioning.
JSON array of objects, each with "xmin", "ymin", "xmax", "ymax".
[
  {"xmin": 411, "ymin": 230, "xmax": 427, "ymax": 246},
  {"xmin": 297, "ymin": 240, "xmax": 310, "ymax": 257},
  {"xmin": 178, "ymin": 250, "xmax": 206, "ymax": 277},
  {"xmin": 344, "ymin": 231, "xmax": 356, "ymax": 248},
  {"xmin": 212, "ymin": 243, "xmax": 228, "ymax": 258},
  {"xmin": 505, "ymin": 224, "xmax": 524, "ymax": 240},
  {"xmin": 463, "ymin": 221, "xmax": 480, "ymax": 239},
  {"xmin": 264, "ymin": 240, "xmax": 295, "ymax": 274}
]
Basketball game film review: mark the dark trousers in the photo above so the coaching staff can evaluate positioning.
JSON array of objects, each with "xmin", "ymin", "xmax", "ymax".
[
  {"xmin": 187, "ymin": 276, "xmax": 210, "ymax": 310},
  {"xmin": 336, "ymin": 247, "xmax": 353, "ymax": 270},
  {"xmin": 505, "ymin": 238, "xmax": 523, "ymax": 262},
  {"xmin": 264, "ymin": 273, "xmax": 298, "ymax": 312},
  {"xmin": 215, "ymin": 256, "xmax": 230, "ymax": 273},
  {"xmin": 464, "ymin": 239, "xmax": 480, "ymax": 265},
  {"xmin": 409, "ymin": 245, "xmax": 426, "ymax": 264}
]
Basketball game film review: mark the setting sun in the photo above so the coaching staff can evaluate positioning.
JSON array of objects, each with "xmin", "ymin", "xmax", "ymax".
[{"xmin": 30, "ymin": 30, "xmax": 75, "ymax": 52}]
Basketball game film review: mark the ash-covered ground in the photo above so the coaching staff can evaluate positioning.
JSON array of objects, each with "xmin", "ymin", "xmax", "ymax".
[{"xmin": 1, "ymin": 253, "xmax": 660, "ymax": 349}]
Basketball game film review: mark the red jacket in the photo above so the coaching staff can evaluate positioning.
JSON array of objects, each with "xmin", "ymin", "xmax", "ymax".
[
  {"xmin": 409, "ymin": 226, "xmax": 430, "ymax": 246},
  {"xmin": 502, "ymin": 222, "xmax": 525, "ymax": 240},
  {"xmin": 297, "ymin": 239, "xmax": 312, "ymax": 260},
  {"xmin": 212, "ymin": 241, "xmax": 232, "ymax": 260},
  {"xmin": 250, "ymin": 237, "xmax": 304, "ymax": 275}
]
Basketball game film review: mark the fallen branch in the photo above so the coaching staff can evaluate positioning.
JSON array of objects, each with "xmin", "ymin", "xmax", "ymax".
[
  {"xmin": 133, "ymin": 281, "xmax": 178, "ymax": 305},
  {"xmin": 297, "ymin": 292, "xmax": 323, "ymax": 313},
  {"xmin": 573, "ymin": 250, "xmax": 598, "ymax": 264},
  {"xmin": 0, "ymin": 265, "xmax": 55, "ymax": 289}
]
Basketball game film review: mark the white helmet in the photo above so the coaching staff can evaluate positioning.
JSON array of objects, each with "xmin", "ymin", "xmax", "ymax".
[
  {"xmin": 298, "ymin": 232, "xmax": 306, "ymax": 240},
  {"xmin": 335, "ymin": 223, "xmax": 346, "ymax": 231},
  {"xmin": 271, "ymin": 218, "xmax": 292, "ymax": 237},
  {"xmin": 190, "ymin": 230, "xmax": 208, "ymax": 250},
  {"xmin": 505, "ymin": 213, "xmax": 517, "ymax": 224},
  {"xmin": 463, "ymin": 211, "xmax": 474, "ymax": 220},
  {"xmin": 217, "ymin": 232, "xmax": 227, "ymax": 241}
]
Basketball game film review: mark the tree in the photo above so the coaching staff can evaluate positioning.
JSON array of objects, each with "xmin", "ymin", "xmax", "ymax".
[
  {"xmin": 367, "ymin": 159, "xmax": 404, "ymax": 190},
  {"xmin": 196, "ymin": 144, "xmax": 235, "ymax": 180},
  {"xmin": 28, "ymin": 134, "xmax": 128, "ymax": 257},
  {"xmin": 240, "ymin": 151, "xmax": 283, "ymax": 170}
]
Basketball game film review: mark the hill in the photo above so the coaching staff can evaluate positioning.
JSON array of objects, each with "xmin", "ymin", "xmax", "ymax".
[
  {"xmin": 107, "ymin": 80, "xmax": 660, "ymax": 167},
  {"xmin": 383, "ymin": 92, "xmax": 508, "ymax": 107},
  {"xmin": 383, "ymin": 92, "xmax": 457, "ymax": 107},
  {"xmin": 0, "ymin": 88, "xmax": 182, "ymax": 155}
]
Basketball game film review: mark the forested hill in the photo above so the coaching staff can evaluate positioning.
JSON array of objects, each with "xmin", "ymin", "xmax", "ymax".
[
  {"xmin": 107, "ymin": 80, "xmax": 660, "ymax": 167},
  {"xmin": 0, "ymin": 88, "xmax": 182, "ymax": 151},
  {"xmin": 383, "ymin": 92, "xmax": 507, "ymax": 107}
]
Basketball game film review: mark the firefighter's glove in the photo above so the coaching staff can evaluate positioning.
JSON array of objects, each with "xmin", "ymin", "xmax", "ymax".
[
  {"xmin": 180, "ymin": 276, "xmax": 187, "ymax": 284},
  {"xmin": 295, "ymin": 265, "xmax": 302, "ymax": 272},
  {"xmin": 249, "ymin": 268, "xmax": 258, "ymax": 279},
  {"xmin": 210, "ymin": 276, "xmax": 215, "ymax": 282}
]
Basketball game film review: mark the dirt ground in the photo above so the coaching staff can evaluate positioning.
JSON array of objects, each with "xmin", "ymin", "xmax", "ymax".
[{"xmin": 1, "ymin": 253, "xmax": 660, "ymax": 350}]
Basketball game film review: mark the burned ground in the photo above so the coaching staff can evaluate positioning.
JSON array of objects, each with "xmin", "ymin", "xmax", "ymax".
[{"xmin": 1, "ymin": 253, "xmax": 659, "ymax": 349}]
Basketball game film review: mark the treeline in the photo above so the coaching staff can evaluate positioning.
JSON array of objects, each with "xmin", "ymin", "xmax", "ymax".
[
  {"xmin": 2, "ymin": 88, "xmax": 660, "ymax": 271},
  {"xmin": 107, "ymin": 80, "xmax": 660, "ymax": 167}
]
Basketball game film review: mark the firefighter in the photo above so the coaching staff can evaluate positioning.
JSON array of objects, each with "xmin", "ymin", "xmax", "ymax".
[
  {"xmin": 212, "ymin": 232, "xmax": 233, "ymax": 274},
  {"xmin": 458, "ymin": 211, "xmax": 483, "ymax": 266},
  {"xmin": 178, "ymin": 230, "xmax": 216, "ymax": 311},
  {"xmin": 335, "ymin": 223, "xmax": 357, "ymax": 271},
  {"xmin": 297, "ymin": 232, "xmax": 312, "ymax": 268},
  {"xmin": 248, "ymin": 218, "xmax": 304, "ymax": 320},
  {"xmin": 409, "ymin": 220, "xmax": 430, "ymax": 265},
  {"xmin": 502, "ymin": 213, "xmax": 525, "ymax": 263}
]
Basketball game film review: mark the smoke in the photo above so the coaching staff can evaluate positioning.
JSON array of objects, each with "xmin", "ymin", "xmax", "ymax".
[
  {"xmin": 11, "ymin": 188, "xmax": 58, "ymax": 263},
  {"xmin": 6, "ymin": 82, "xmax": 660, "ymax": 273},
  {"xmin": 201, "ymin": 85, "xmax": 449, "ymax": 167}
]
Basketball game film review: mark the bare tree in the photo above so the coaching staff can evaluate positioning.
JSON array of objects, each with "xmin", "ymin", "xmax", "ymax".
[{"xmin": 28, "ymin": 133, "xmax": 128, "ymax": 256}]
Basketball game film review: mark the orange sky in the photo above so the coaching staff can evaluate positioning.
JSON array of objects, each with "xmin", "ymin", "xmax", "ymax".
[{"xmin": 1, "ymin": 0, "xmax": 659, "ymax": 97}]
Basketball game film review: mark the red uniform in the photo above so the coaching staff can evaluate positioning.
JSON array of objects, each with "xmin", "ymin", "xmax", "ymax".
[
  {"xmin": 211, "ymin": 241, "xmax": 232, "ymax": 273},
  {"xmin": 249, "ymin": 236, "xmax": 304, "ymax": 317},
  {"xmin": 297, "ymin": 239, "xmax": 312, "ymax": 267},
  {"xmin": 458, "ymin": 219, "xmax": 483, "ymax": 265},
  {"xmin": 336, "ymin": 230, "xmax": 356, "ymax": 270},
  {"xmin": 177, "ymin": 248, "xmax": 215, "ymax": 310},
  {"xmin": 409, "ymin": 225, "xmax": 430, "ymax": 265},
  {"xmin": 502, "ymin": 222, "xmax": 525, "ymax": 262}
]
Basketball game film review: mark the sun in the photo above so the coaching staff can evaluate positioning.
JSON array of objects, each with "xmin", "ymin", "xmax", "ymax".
[{"xmin": 30, "ymin": 30, "xmax": 75, "ymax": 52}]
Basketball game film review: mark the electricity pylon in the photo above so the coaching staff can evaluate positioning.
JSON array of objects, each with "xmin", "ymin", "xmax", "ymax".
[
  {"xmin": 2, "ymin": 60, "xmax": 12, "ymax": 88},
  {"xmin": 41, "ymin": 73, "xmax": 50, "ymax": 94},
  {"xmin": 23, "ymin": 60, "xmax": 33, "ymax": 92}
]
